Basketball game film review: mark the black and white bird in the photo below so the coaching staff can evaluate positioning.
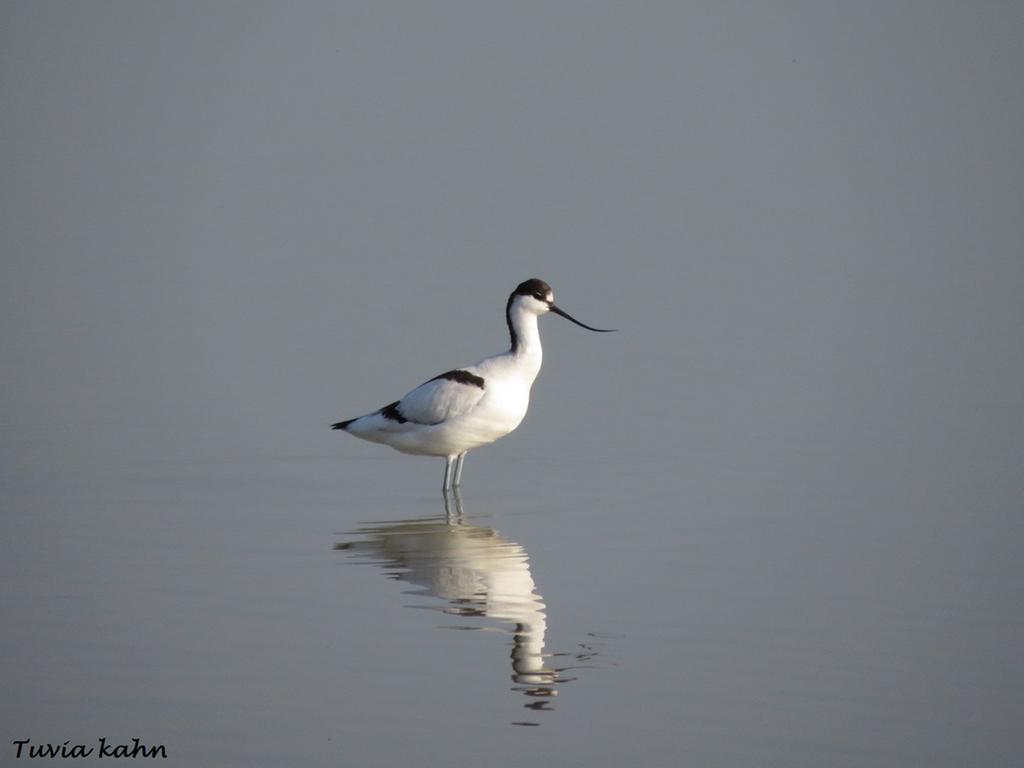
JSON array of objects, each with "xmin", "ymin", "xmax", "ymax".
[{"xmin": 331, "ymin": 279, "xmax": 615, "ymax": 491}]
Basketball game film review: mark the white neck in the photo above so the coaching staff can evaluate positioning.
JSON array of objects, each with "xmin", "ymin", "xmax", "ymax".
[{"xmin": 507, "ymin": 303, "xmax": 543, "ymax": 372}]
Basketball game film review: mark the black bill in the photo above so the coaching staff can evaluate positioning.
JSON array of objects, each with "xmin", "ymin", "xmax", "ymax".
[{"xmin": 549, "ymin": 304, "xmax": 617, "ymax": 333}]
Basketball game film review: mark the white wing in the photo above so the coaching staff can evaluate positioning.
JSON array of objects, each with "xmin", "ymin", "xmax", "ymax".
[{"xmin": 391, "ymin": 369, "xmax": 486, "ymax": 426}]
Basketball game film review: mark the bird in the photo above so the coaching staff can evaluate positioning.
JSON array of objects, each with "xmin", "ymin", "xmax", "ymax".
[{"xmin": 331, "ymin": 278, "xmax": 615, "ymax": 491}]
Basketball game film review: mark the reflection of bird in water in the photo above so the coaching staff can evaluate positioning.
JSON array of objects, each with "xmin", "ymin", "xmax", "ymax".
[{"xmin": 335, "ymin": 491, "xmax": 571, "ymax": 717}]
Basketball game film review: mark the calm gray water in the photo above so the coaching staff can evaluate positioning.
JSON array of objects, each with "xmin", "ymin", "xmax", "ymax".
[
  {"xmin": 3, "ymin": 2, "xmax": 1023, "ymax": 765},
  {"xmin": 3, "ymin": 414, "xmax": 1021, "ymax": 766}
]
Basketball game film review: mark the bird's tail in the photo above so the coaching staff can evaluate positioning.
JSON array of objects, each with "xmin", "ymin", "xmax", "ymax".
[{"xmin": 331, "ymin": 419, "xmax": 356, "ymax": 431}]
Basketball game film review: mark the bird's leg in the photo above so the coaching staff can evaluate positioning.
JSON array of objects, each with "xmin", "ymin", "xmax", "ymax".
[
  {"xmin": 451, "ymin": 486, "xmax": 465, "ymax": 522},
  {"xmin": 442, "ymin": 485, "xmax": 464, "ymax": 523},
  {"xmin": 453, "ymin": 452, "xmax": 467, "ymax": 487},
  {"xmin": 442, "ymin": 455, "xmax": 456, "ymax": 492}
]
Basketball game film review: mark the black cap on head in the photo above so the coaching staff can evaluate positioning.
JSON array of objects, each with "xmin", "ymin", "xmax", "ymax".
[{"xmin": 513, "ymin": 279, "xmax": 553, "ymax": 302}]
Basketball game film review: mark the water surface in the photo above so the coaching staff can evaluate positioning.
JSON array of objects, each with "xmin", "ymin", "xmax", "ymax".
[{"xmin": 3, "ymin": 422, "xmax": 1021, "ymax": 766}]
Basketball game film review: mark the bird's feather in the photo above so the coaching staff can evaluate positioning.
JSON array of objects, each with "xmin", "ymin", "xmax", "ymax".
[{"xmin": 390, "ymin": 370, "xmax": 486, "ymax": 426}]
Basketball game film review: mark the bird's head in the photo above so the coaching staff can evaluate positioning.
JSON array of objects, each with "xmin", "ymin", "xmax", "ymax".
[
  {"xmin": 508, "ymin": 278, "xmax": 616, "ymax": 332},
  {"xmin": 510, "ymin": 278, "xmax": 555, "ymax": 315}
]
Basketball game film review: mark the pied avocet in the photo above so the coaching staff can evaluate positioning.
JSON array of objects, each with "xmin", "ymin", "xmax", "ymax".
[{"xmin": 331, "ymin": 279, "xmax": 615, "ymax": 490}]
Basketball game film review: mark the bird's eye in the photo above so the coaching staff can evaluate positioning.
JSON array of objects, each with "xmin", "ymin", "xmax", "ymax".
[{"xmin": 533, "ymin": 293, "xmax": 547, "ymax": 301}]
